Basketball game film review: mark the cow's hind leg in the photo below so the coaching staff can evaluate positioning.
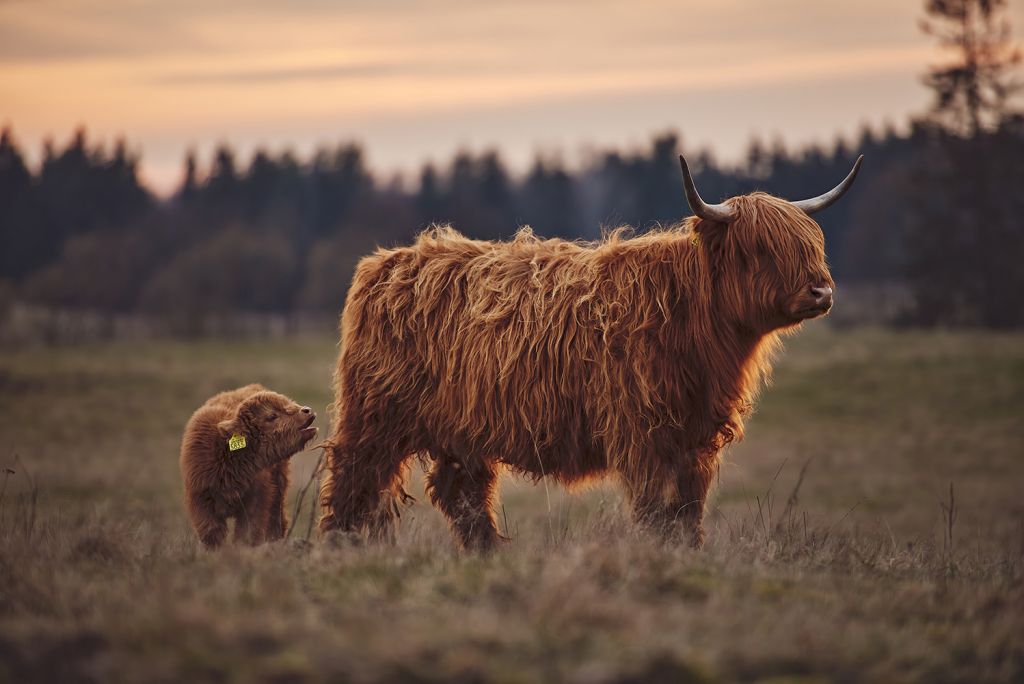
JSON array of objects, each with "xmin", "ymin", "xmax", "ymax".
[
  {"xmin": 194, "ymin": 515, "xmax": 228, "ymax": 549},
  {"xmin": 426, "ymin": 455, "xmax": 500, "ymax": 552},
  {"xmin": 318, "ymin": 443, "xmax": 412, "ymax": 542}
]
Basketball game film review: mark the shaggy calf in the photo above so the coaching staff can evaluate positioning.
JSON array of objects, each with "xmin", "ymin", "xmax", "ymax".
[
  {"xmin": 319, "ymin": 155, "xmax": 862, "ymax": 551},
  {"xmin": 180, "ymin": 384, "xmax": 317, "ymax": 548}
]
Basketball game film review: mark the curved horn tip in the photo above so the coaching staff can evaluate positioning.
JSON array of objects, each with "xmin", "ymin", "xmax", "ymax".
[
  {"xmin": 678, "ymin": 154, "xmax": 736, "ymax": 224},
  {"xmin": 792, "ymin": 154, "xmax": 865, "ymax": 216}
]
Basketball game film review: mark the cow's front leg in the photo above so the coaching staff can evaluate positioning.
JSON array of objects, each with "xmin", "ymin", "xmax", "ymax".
[
  {"xmin": 626, "ymin": 452, "xmax": 718, "ymax": 549},
  {"xmin": 669, "ymin": 457, "xmax": 718, "ymax": 549}
]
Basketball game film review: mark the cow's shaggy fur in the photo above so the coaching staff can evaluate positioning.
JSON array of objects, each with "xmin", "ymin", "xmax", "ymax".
[
  {"xmin": 181, "ymin": 384, "xmax": 317, "ymax": 548},
  {"xmin": 318, "ymin": 192, "xmax": 834, "ymax": 550}
]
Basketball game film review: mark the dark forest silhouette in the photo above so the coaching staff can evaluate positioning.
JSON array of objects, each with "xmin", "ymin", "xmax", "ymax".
[{"xmin": 0, "ymin": 0, "xmax": 1021, "ymax": 331}]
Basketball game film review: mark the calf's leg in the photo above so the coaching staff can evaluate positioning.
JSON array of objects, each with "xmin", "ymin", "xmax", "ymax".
[
  {"xmin": 265, "ymin": 462, "xmax": 290, "ymax": 542},
  {"xmin": 187, "ymin": 493, "xmax": 228, "ymax": 549},
  {"xmin": 235, "ymin": 479, "xmax": 272, "ymax": 546}
]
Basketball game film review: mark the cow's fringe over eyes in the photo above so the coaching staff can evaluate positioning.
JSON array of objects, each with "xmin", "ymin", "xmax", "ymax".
[{"xmin": 318, "ymin": 192, "xmax": 833, "ymax": 550}]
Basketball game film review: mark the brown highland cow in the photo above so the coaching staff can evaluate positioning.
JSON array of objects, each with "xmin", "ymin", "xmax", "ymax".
[
  {"xmin": 181, "ymin": 384, "xmax": 318, "ymax": 548},
  {"xmin": 319, "ymin": 155, "xmax": 863, "ymax": 550}
]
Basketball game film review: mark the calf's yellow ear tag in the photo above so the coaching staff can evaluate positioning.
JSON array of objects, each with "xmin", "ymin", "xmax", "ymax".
[{"xmin": 228, "ymin": 433, "xmax": 247, "ymax": 451}]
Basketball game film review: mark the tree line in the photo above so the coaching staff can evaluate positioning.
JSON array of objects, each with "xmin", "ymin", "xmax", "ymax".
[{"xmin": 0, "ymin": 0, "xmax": 1020, "ymax": 330}]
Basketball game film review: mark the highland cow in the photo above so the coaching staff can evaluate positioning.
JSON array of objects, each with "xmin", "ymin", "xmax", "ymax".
[
  {"xmin": 181, "ymin": 384, "xmax": 318, "ymax": 548},
  {"xmin": 318, "ymin": 155, "xmax": 863, "ymax": 550}
]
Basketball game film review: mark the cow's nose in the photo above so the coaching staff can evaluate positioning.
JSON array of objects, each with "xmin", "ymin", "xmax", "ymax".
[
  {"xmin": 300, "ymin": 406, "xmax": 312, "ymax": 415},
  {"xmin": 811, "ymin": 286, "xmax": 833, "ymax": 305}
]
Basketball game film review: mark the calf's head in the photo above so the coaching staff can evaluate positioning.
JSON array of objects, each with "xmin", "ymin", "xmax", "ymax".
[
  {"xmin": 218, "ymin": 390, "xmax": 318, "ymax": 459},
  {"xmin": 680, "ymin": 155, "xmax": 862, "ymax": 333}
]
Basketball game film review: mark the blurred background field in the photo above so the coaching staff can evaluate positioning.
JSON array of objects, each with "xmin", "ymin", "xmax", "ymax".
[{"xmin": 1, "ymin": 327, "xmax": 1022, "ymax": 683}]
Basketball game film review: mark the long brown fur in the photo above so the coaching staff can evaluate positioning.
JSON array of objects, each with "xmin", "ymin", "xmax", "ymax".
[
  {"xmin": 180, "ymin": 384, "xmax": 318, "ymax": 548},
  {"xmin": 318, "ymin": 192, "xmax": 835, "ymax": 550}
]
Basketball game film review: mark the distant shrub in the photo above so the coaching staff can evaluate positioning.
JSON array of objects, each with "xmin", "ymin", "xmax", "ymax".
[
  {"xmin": 21, "ymin": 231, "xmax": 164, "ymax": 312},
  {"xmin": 295, "ymin": 231, "xmax": 383, "ymax": 315},
  {"xmin": 139, "ymin": 228, "xmax": 299, "ymax": 331},
  {"xmin": 0, "ymin": 278, "xmax": 13, "ymax": 322}
]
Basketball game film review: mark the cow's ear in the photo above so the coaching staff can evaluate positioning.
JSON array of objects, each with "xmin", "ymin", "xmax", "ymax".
[
  {"xmin": 692, "ymin": 218, "xmax": 727, "ymax": 258},
  {"xmin": 218, "ymin": 418, "xmax": 251, "ymax": 453},
  {"xmin": 217, "ymin": 418, "xmax": 239, "ymax": 440}
]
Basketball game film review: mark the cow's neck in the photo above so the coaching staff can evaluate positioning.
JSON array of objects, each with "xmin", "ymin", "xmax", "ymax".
[{"xmin": 688, "ymin": 300, "xmax": 779, "ymax": 449}]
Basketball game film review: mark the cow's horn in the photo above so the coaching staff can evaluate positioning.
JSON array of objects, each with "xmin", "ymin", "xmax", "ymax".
[
  {"xmin": 792, "ymin": 155, "xmax": 864, "ymax": 215},
  {"xmin": 679, "ymin": 155, "xmax": 736, "ymax": 224}
]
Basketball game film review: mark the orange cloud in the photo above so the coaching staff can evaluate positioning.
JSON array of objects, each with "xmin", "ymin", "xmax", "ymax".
[{"xmin": 2, "ymin": 0, "xmax": 1020, "ymax": 193}]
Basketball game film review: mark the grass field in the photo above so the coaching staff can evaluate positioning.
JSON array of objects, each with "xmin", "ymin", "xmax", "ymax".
[{"xmin": 1, "ymin": 327, "xmax": 1022, "ymax": 683}]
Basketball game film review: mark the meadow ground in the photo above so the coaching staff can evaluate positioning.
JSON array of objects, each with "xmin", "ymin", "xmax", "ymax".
[{"xmin": 0, "ymin": 327, "xmax": 1022, "ymax": 683}]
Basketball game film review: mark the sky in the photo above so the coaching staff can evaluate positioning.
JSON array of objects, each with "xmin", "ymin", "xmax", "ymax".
[{"xmin": 2, "ymin": 0, "xmax": 1022, "ymax": 194}]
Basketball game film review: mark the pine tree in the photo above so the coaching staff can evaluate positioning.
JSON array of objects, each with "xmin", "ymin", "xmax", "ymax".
[
  {"xmin": 906, "ymin": 0, "xmax": 1024, "ymax": 327},
  {"xmin": 920, "ymin": 0, "xmax": 1022, "ymax": 135},
  {"xmin": 0, "ymin": 128, "xmax": 38, "ymax": 280}
]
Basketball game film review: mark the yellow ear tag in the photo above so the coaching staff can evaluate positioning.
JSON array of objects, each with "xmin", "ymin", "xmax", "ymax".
[
  {"xmin": 690, "ymin": 232, "xmax": 701, "ymax": 247},
  {"xmin": 228, "ymin": 434, "xmax": 247, "ymax": 451}
]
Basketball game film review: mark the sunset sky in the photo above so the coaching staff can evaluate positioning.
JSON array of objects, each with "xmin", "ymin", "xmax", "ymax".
[{"xmin": 2, "ymin": 0, "xmax": 1022, "ymax": 194}]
